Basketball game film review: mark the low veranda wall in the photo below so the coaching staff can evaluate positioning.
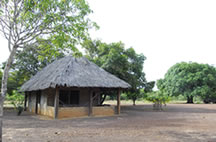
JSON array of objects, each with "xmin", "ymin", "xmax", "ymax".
[
  {"xmin": 29, "ymin": 106, "xmax": 54, "ymax": 118},
  {"xmin": 28, "ymin": 106, "xmax": 115, "ymax": 119},
  {"xmin": 41, "ymin": 106, "xmax": 55, "ymax": 118},
  {"xmin": 58, "ymin": 106, "xmax": 115, "ymax": 119}
]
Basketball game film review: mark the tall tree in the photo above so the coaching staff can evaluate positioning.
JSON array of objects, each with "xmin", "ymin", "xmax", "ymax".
[
  {"xmin": 159, "ymin": 62, "xmax": 216, "ymax": 103},
  {"xmin": 83, "ymin": 39, "xmax": 148, "ymax": 105},
  {"xmin": 11, "ymin": 44, "xmax": 65, "ymax": 85},
  {"xmin": 0, "ymin": 0, "xmax": 96, "ymax": 140}
]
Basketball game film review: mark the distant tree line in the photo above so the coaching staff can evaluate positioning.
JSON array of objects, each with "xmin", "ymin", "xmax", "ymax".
[
  {"xmin": 157, "ymin": 62, "xmax": 216, "ymax": 104},
  {"xmin": 3, "ymin": 44, "xmax": 216, "ymax": 105}
]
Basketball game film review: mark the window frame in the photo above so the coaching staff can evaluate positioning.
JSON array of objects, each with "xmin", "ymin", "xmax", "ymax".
[{"xmin": 59, "ymin": 90, "xmax": 80, "ymax": 107}]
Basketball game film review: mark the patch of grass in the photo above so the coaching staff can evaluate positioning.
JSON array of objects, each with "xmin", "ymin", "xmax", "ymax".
[{"xmin": 4, "ymin": 101, "xmax": 14, "ymax": 108}]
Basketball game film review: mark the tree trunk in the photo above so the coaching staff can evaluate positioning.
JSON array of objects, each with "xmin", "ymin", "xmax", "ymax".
[
  {"xmin": 187, "ymin": 96, "xmax": 194, "ymax": 104},
  {"xmin": 0, "ymin": 46, "xmax": 17, "ymax": 142},
  {"xmin": 132, "ymin": 99, "xmax": 136, "ymax": 106},
  {"xmin": 0, "ymin": 97, "xmax": 3, "ymax": 142},
  {"xmin": 100, "ymin": 94, "xmax": 107, "ymax": 105},
  {"xmin": 117, "ymin": 89, "xmax": 121, "ymax": 114}
]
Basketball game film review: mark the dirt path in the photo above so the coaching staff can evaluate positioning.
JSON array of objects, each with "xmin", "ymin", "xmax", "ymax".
[{"xmin": 3, "ymin": 104, "xmax": 216, "ymax": 142}]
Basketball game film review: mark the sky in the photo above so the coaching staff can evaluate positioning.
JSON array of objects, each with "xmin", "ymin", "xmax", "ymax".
[{"xmin": 0, "ymin": 0, "xmax": 216, "ymax": 82}]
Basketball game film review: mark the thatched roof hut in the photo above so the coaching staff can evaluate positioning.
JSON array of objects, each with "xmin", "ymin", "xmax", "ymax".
[
  {"xmin": 21, "ymin": 56, "xmax": 130, "ymax": 91},
  {"xmin": 21, "ymin": 56, "xmax": 130, "ymax": 119}
]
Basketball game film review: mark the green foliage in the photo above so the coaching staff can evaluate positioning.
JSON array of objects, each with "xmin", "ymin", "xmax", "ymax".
[
  {"xmin": 0, "ymin": 68, "xmax": 21, "ymax": 95},
  {"xmin": 146, "ymin": 91, "xmax": 170, "ymax": 105},
  {"xmin": 6, "ymin": 90, "xmax": 25, "ymax": 110},
  {"xmin": 6, "ymin": 90, "xmax": 24, "ymax": 115},
  {"xmin": 144, "ymin": 81, "xmax": 155, "ymax": 92},
  {"xmin": 1, "ymin": 45, "xmax": 63, "ymax": 95},
  {"xmin": 29, "ymin": 0, "xmax": 93, "ymax": 41},
  {"xmin": 146, "ymin": 90, "xmax": 170, "ymax": 110},
  {"xmin": 83, "ymin": 39, "xmax": 150, "ymax": 105},
  {"xmin": 0, "ymin": 0, "xmax": 97, "ymax": 96},
  {"xmin": 1, "ymin": 0, "xmax": 97, "ymax": 63},
  {"xmin": 120, "ymin": 93, "xmax": 129, "ymax": 100},
  {"xmin": 159, "ymin": 62, "xmax": 216, "ymax": 103},
  {"xmin": 29, "ymin": 0, "xmax": 97, "ymax": 57},
  {"xmin": 7, "ymin": 71, "xmax": 22, "ymax": 95},
  {"xmin": 171, "ymin": 95, "xmax": 203, "ymax": 104},
  {"xmin": 171, "ymin": 95, "xmax": 187, "ymax": 101},
  {"xmin": 12, "ymin": 45, "xmax": 65, "ymax": 86}
]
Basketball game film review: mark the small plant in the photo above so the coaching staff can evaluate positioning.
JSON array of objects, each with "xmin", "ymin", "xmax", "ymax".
[
  {"xmin": 17, "ymin": 106, "xmax": 23, "ymax": 116},
  {"xmin": 120, "ymin": 93, "xmax": 128, "ymax": 100},
  {"xmin": 6, "ymin": 90, "xmax": 24, "ymax": 116},
  {"xmin": 146, "ymin": 90, "xmax": 170, "ymax": 111}
]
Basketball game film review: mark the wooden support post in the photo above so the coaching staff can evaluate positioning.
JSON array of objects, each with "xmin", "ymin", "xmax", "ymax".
[
  {"xmin": 117, "ymin": 89, "xmax": 121, "ymax": 114},
  {"xmin": 54, "ymin": 88, "xmax": 59, "ymax": 119},
  {"xmin": 24, "ymin": 92, "xmax": 27, "ymax": 111},
  {"xmin": 97, "ymin": 92, "xmax": 101, "ymax": 105},
  {"xmin": 88, "ymin": 89, "xmax": 93, "ymax": 116}
]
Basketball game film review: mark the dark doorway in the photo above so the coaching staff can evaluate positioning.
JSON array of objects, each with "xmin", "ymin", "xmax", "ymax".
[{"xmin": 35, "ymin": 91, "xmax": 41, "ymax": 114}]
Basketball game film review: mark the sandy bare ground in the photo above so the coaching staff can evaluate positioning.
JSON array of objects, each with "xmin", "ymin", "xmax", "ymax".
[{"xmin": 3, "ymin": 104, "xmax": 216, "ymax": 142}]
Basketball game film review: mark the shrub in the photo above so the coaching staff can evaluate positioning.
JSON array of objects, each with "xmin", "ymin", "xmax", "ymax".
[
  {"xmin": 120, "ymin": 93, "xmax": 128, "ymax": 100},
  {"xmin": 6, "ymin": 90, "xmax": 24, "ymax": 115},
  {"xmin": 146, "ymin": 90, "xmax": 170, "ymax": 110}
]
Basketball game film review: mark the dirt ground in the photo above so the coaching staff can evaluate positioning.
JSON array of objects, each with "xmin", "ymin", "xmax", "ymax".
[{"xmin": 3, "ymin": 104, "xmax": 216, "ymax": 142}]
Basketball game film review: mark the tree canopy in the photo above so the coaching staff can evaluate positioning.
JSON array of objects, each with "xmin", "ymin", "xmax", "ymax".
[
  {"xmin": 159, "ymin": 62, "xmax": 216, "ymax": 103},
  {"xmin": 83, "ymin": 39, "xmax": 151, "ymax": 105},
  {"xmin": 12, "ymin": 45, "xmax": 65, "ymax": 85},
  {"xmin": 0, "ymin": 67, "xmax": 20, "ymax": 96},
  {"xmin": 0, "ymin": 0, "xmax": 96, "ymax": 50},
  {"xmin": 0, "ymin": 0, "xmax": 96, "ymax": 94}
]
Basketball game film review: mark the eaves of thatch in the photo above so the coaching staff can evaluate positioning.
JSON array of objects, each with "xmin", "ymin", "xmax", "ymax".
[{"xmin": 21, "ymin": 56, "xmax": 131, "ymax": 91}]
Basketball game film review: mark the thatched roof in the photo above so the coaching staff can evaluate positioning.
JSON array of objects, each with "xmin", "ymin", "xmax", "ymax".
[{"xmin": 21, "ymin": 56, "xmax": 131, "ymax": 91}]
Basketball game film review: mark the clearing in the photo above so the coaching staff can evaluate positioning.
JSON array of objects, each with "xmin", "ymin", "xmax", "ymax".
[{"xmin": 3, "ymin": 104, "xmax": 216, "ymax": 142}]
